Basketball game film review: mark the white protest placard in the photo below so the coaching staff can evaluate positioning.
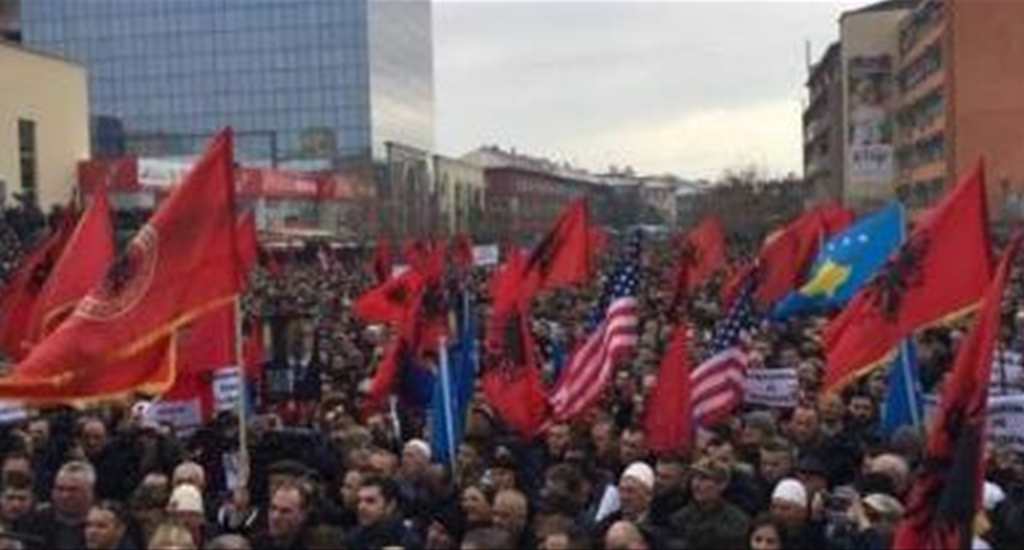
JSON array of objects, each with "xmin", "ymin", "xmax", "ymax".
[
  {"xmin": 473, "ymin": 245, "xmax": 500, "ymax": 267},
  {"xmin": 744, "ymin": 368, "xmax": 798, "ymax": 408},
  {"xmin": 923, "ymin": 393, "xmax": 1024, "ymax": 452},
  {"xmin": 0, "ymin": 402, "xmax": 27, "ymax": 425},
  {"xmin": 145, "ymin": 398, "xmax": 202, "ymax": 435},
  {"xmin": 213, "ymin": 367, "xmax": 243, "ymax": 413},
  {"xmin": 991, "ymin": 350, "xmax": 1024, "ymax": 394}
]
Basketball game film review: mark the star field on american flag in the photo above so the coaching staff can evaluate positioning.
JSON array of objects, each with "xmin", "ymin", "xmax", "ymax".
[
  {"xmin": 586, "ymin": 231, "xmax": 643, "ymax": 332},
  {"xmin": 708, "ymin": 275, "xmax": 758, "ymax": 357}
]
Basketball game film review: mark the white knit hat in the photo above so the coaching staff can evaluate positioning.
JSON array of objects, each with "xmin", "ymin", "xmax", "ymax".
[
  {"xmin": 168, "ymin": 484, "xmax": 204, "ymax": 514},
  {"xmin": 772, "ymin": 478, "xmax": 808, "ymax": 507},
  {"xmin": 983, "ymin": 481, "xmax": 1006, "ymax": 512},
  {"xmin": 405, "ymin": 438, "xmax": 432, "ymax": 461},
  {"xmin": 621, "ymin": 462, "xmax": 655, "ymax": 491}
]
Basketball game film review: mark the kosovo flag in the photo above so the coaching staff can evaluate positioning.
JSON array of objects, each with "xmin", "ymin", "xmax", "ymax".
[{"xmin": 772, "ymin": 202, "xmax": 904, "ymax": 319}]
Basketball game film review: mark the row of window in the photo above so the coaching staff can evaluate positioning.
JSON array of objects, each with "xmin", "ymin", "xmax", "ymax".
[
  {"xmin": 899, "ymin": 43, "xmax": 942, "ymax": 92},
  {"xmin": 895, "ymin": 132, "xmax": 945, "ymax": 172},
  {"xmin": 899, "ymin": 0, "xmax": 945, "ymax": 56},
  {"xmin": 896, "ymin": 89, "xmax": 944, "ymax": 139},
  {"xmin": 897, "ymin": 178, "xmax": 945, "ymax": 209}
]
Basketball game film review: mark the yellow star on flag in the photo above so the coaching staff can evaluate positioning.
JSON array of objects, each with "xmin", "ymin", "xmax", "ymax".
[{"xmin": 799, "ymin": 260, "xmax": 852, "ymax": 298}]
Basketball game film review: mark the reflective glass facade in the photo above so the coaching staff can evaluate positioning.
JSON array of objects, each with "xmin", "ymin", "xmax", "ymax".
[{"xmin": 20, "ymin": 0, "xmax": 434, "ymax": 165}]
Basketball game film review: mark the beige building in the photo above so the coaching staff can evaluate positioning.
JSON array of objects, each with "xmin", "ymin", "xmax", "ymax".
[
  {"xmin": 0, "ymin": 40, "xmax": 89, "ymax": 212},
  {"xmin": 838, "ymin": 1, "xmax": 914, "ymax": 211},
  {"xmin": 432, "ymin": 154, "xmax": 485, "ymax": 236}
]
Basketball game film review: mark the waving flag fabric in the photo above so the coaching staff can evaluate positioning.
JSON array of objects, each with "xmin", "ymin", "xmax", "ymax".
[{"xmin": 773, "ymin": 202, "xmax": 904, "ymax": 319}]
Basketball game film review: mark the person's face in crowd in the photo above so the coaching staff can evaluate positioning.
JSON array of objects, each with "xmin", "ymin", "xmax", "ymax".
[
  {"xmin": 546, "ymin": 424, "xmax": 571, "ymax": 458},
  {"xmin": 819, "ymin": 394, "xmax": 845, "ymax": 425},
  {"xmin": 357, "ymin": 485, "xmax": 394, "ymax": 527},
  {"xmin": 620, "ymin": 430, "xmax": 647, "ymax": 465},
  {"xmin": 52, "ymin": 471, "xmax": 94, "ymax": 519},
  {"xmin": 617, "ymin": 478, "xmax": 652, "ymax": 520},
  {"xmin": 759, "ymin": 450, "xmax": 793, "ymax": 484},
  {"xmin": 457, "ymin": 444, "xmax": 481, "ymax": 475},
  {"xmin": 81, "ymin": 420, "xmax": 108, "ymax": 458},
  {"xmin": 591, "ymin": 422, "xmax": 615, "ymax": 457},
  {"xmin": 268, "ymin": 487, "xmax": 307, "ymax": 541},
  {"xmin": 707, "ymin": 441, "xmax": 737, "ymax": 470},
  {"xmin": 173, "ymin": 466, "xmax": 205, "ymax": 492},
  {"xmin": 789, "ymin": 407, "xmax": 820, "ymax": 445},
  {"xmin": 369, "ymin": 451, "xmax": 398, "ymax": 477},
  {"xmin": 848, "ymin": 396, "xmax": 875, "ymax": 425},
  {"xmin": 460, "ymin": 486, "xmax": 492, "ymax": 526},
  {"xmin": 401, "ymin": 445, "xmax": 430, "ymax": 479},
  {"xmin": 739, "ymin": 425, "xmax": 768, "ymax": 457},
  {"xmin": 26, "ymin": 419, "xmax": 50, "ymax": 450},
  {"xmin": 604, "ymin": 521, "xmax": 649, "ymax": 550},
  {"xmin": 488, "ymin": 467, "xmax": 517, "ymax": 492},
  {"xmin": 654, "ymin": 462, "xmax": 686, "ymax": 496},
  {"xmin": 340, "ymin": 470, "xmax": 363, "ymax": 510},
  {"xmin": 0, "ymin": 457, "xmax": 30, "ymax": 483},
  {"xmin": 867, "ymin": 370, "xmax": 887, "ymax": 401},
  {"xmin": 749, "ymin": 523, "xmax": 783, "ymax": 550},
  {"xmin": 142, "ymin": 472, "xmax": 170, "ymax": 493},
  {"xmin": 690, "ymin": 473, "xmax": 726, "ymax": 507},
  {"xmin": 771, "ymin": 498, "xmax": 808, "ymax": 529},
  {"xmin": 84, "ymin": 508, "xmax": 125, "ymax": 550},
  {"xmin": 425, "ymin": 520, "xmax": 455, "ymax": 550},
  {"xmin": 492, "ymin": 492, "xmax": 528, "ymax": 537},
  {"xmin": 131, "ymin": 504, "xmax": 163, "ymax": 543},
  {"xmin": 0, "ymin": 487, "xmax": 34, "ymax": 523},
  {"xmin": 540, "ymin": 533, "xmax": 571, "ymax": 550}
]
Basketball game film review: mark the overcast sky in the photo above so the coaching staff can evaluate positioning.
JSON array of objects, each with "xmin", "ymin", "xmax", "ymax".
[{"xmin": 434, "ymin": 0, "xmax": 862, "ymax": 180}]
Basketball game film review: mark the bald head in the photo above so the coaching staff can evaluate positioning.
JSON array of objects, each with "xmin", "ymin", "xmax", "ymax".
[{"xmin": 605, "ymin": 521, "xmax": 648, "ymax": 550}]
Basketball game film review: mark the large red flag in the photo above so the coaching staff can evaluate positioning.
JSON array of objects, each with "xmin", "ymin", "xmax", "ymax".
[
  {"xmin": 482, "ymin": 249, "xmax": 549, "ymax": 437},
  {"xmin": 521, "ymin": 198, "xmax": 592, "ymax": 298},
  {"xmin": 644, "ymin": 324, "xmax": 693, "ymax": 454},
  {"xmin": 26, "ymin": 190, "xmax": 115, "ymax": 345},
  {"xmin": 674, "ymin": 217, "xmax": 727, "ymax": 296},
  {"xmin": 0, "ymin": 214, "xmax": 77, "ymax": 360},
  {"xmin": 0, "ymin": 129, "xmax": 242, "ymax": 403},
  {"xmin": 893, "ymin": 233, "xmax": 1020, "ymax": 550},
  {"xmin": 354, "ymin": 268, "xmax": 425, "ymax": 326},
  {"xmin": 824, "ymin": 162, "xmax": 993, "ymax": 392},
  {"xmin": 450, "ymin": 233, "xmax": 474, "ymax": 272},
  {"xmin": 755, "ymin": 203, "xmax": 853, "ymax": 307}
]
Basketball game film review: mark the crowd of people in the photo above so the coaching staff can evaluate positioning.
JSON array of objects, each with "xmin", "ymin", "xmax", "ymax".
[{"xmin": 0, "ymin": 209, "xmax": 1023, "ymax": 550}]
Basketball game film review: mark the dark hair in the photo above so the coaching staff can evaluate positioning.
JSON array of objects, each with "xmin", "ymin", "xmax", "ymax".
[
  {"xmin": 360, "ymin": 476, "xmax": 400, "ymax": 505},
  {"xmin": 93, "ymin": 500, "xmax": 131, "ymax": 526},
  {"xmin": 747, "ymin": 513, "xmax": 784, "ymax": 541},
  {"xmin": 1, "ymin": 471, "xmax": 34, "ymax": 492},
  {"xmin": 273, "ymin": 479, "xmax": 313, "ymax": 512},
  {"xmin": 760, "ymin": 437, "xmax": 795, "ymax": 456},
  {"xmin": 462, "ymin": 527, "xmax": 513, "ymax": 549}
]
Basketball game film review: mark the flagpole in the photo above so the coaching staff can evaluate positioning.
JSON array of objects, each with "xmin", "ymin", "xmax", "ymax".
[
  {"xmin": 234, "ymin": 296, "xmax": 250, "ymax": 486},
  {"xmin": 438, "ymin": 337, "xmax": 458, "ymax": 475}
]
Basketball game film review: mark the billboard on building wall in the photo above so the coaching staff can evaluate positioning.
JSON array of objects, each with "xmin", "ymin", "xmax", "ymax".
[{"xmin": 847, "ymin": 55, "xmax": 895, "ymax": 184}]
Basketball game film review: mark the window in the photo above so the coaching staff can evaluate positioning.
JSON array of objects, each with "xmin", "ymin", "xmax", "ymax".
[{"xmin": 18, "ymin": 119, "xmax": 39, "ymax": 205}]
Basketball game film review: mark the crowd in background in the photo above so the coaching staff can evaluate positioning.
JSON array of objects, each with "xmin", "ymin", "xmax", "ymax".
[{"xmin": 0, "ymin": 210, "xmax": 1022, "ymax": 550}]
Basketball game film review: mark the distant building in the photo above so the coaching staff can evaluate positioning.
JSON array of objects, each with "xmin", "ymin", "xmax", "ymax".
[
  {"xmin": 19, "ymin": 0, "xmax": 434, "ymax": 167},
  {"xmin": 432, "ymin": 154, "xmax": 485, "ymax": 237},
  {"xmin": 803, "ymin": 42, "xmax": 844, "ymax": 204},
  {"xmin": 895, "ymin": 0, "xmax": 1024, "ymax": 221},
  {"xmin": 0, "ymin": 41, "xmax": 89, "ymax": 211}
]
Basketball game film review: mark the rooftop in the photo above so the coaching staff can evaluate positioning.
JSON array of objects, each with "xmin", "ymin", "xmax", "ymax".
[{"xmin": 841, "ymin": 0, "xmax": 917, "ymax": 19}]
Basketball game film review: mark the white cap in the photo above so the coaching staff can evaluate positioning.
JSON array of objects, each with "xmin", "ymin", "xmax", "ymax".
[
  {"xmin": 621, "ymin": 462, "xmax": 655, "ymax": 491},
  {"xmin": 772, "ymin": 478, "xmax": 808, "ymax": 507},
  {"xmin": 983, "ymin": 481, "xmax": 1006, "ymax": 512},
  {"xmin": 405, "ymin": 438, "xmax": 432, "ymax": 461},
  {"xmin": 168, "ymin": 484, "xmax": 204, "ymax": 514}
]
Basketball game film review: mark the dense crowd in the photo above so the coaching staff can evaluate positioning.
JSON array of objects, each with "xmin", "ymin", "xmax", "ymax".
[{"xmin": 0, "ymin": 216, "xmax": 1023, "ymax": 550}]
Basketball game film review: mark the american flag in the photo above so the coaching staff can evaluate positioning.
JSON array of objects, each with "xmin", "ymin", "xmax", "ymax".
[
  {"xmin": 691, "ymin": 274, "xmax": 757, "ymax": 426},
  {"xmin": 549, "ymin": 233, "xmax": 641, "ymax": 422}
]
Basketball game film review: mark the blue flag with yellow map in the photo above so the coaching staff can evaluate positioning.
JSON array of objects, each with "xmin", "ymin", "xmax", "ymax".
[{"xmin": 772, "ymin": 202, "xmax": 904, "ymax": 319}]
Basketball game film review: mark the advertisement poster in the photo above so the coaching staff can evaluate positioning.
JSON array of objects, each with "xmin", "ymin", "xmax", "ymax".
[{"xmin": 847, "ymin": 55, "xmax": 895, "ymax": 184}]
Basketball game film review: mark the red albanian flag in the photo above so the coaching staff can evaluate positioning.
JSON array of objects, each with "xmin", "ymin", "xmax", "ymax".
[
  {"xmin": 644, "ymin": 324, "xmax": 693, "ymax": 454},
  {"xmin": 0, "ymin": 129, "xmax": 242, "ymax": 403},
  {"xmin": 893, "ymin": 232, "xmax": 1019, "ymax": 550},
  {"xmin": 824, "ymin": 161, "xmax": 993, "ymax": 392},
  {"xmin": 521, "ymin": 198, "xmax": 593, "ymax": 299}
]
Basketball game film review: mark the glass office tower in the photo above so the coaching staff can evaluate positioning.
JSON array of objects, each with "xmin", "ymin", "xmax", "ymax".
[{"xmin": 20, "ymin": 0, "xmax": 434, "ymax": 166}]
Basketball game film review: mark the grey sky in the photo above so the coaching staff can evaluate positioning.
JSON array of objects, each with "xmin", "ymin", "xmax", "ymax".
[{"xmin": 434, "ymin": 0, "xmax": 862, "ymax": 179}]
